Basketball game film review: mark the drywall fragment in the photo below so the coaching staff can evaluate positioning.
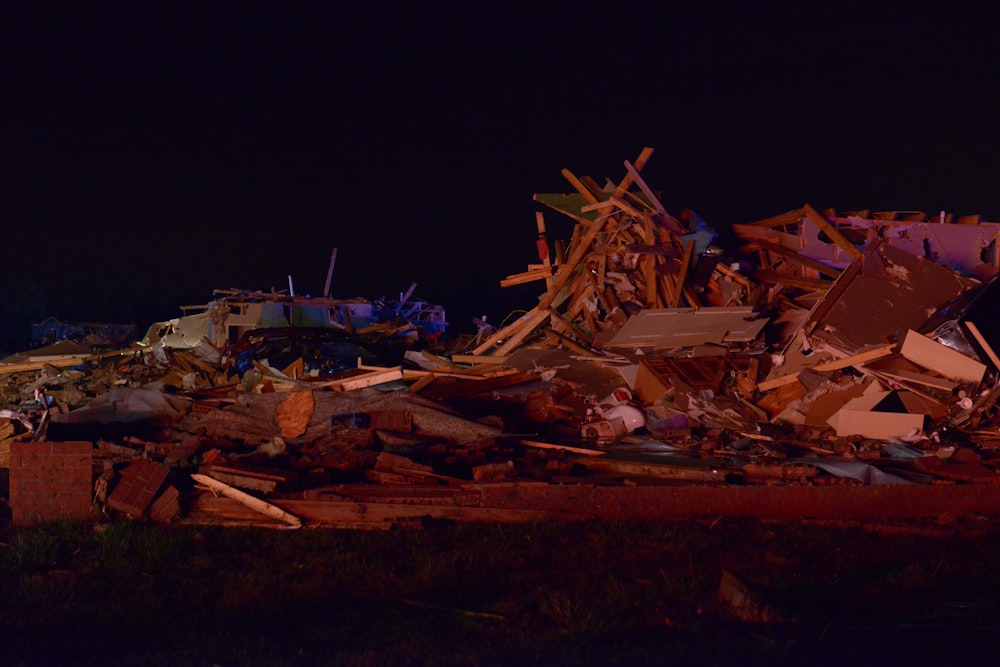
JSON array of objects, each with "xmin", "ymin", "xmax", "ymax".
[{"xmin": 899, "ymin": 329, "xmax": 986, "ymax": 384}]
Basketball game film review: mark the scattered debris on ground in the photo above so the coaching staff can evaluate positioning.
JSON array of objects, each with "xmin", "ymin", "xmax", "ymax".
[{"xmin": 5, "ymin": 147, "xmax": 1000, "ymax": 529}]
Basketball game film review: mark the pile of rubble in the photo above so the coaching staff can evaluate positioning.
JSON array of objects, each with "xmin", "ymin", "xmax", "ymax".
[{"xmin": 5, "ymin": 146, "xmax": 1000, "ymax": 530}]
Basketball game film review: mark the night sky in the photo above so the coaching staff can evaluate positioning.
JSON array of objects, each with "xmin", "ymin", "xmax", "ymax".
[{"xmin": 4, "ymin": 2, "xmax": 999, "ymax": 340}]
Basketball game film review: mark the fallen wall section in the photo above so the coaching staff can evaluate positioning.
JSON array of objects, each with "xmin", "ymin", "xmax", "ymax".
[{"xmin": 9, "ymin": 441, "xmax": 92, "ymax": 527}]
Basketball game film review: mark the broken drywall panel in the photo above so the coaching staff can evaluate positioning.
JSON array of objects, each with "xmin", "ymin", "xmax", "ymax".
[
  {"xmin": 827, "ymin": 392, "xmax": 926, "ymax": 440},
  {"xmin": 603, "ymin": 307, "xmax": 768, "ymax": 350},
  {"xmin": 899, "ymin": 329, "xmax": 987, "ymax": 384},
  {"xmin": 807, "ymin": 239, "xmax": 971, "ymax": 353},
  {"xmin": 875, "ymin": 220, "xmax": 1000, "ymax": 279}
]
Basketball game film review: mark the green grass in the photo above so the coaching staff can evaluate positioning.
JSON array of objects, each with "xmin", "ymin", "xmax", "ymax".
[{"xmin": 2, "ymin": 518, "xmax": 1000, "ymax": 665}]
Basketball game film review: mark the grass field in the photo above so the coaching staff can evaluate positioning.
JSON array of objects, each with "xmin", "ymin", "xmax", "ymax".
[{"xmin": 2, "ymin": 516, "xmax": 1000, "ymax": 666}]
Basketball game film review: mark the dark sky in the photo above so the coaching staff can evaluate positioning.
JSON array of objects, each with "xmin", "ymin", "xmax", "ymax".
[{"xmin": 3, "ymin": 2, "xmax": 999, "ymax": 338}]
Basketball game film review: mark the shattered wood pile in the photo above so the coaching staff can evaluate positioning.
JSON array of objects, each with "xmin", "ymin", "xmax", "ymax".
[{"xmin": 5, "ymin": 147, "xmax": 1000, "ymax": 530}]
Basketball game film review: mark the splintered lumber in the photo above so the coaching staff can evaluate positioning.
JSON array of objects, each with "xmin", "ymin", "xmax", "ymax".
[
  {"xmin": 613, "ymin": 146, "xmax": 654, "ymax": 198},
  {"xmin": 518, "ymin": 439, "xmax": 605, "ymax": 456},
  {"xmin": 201, "ymin": 464, "xmax": 296, "ymax": 494},
  {"xmin": 500, "ymin": 266, "xmax": 555, "ymax": 288},
  {"xmin": 191, "ymin": 473, "xmax": 302, "ymax": 528},
  {"xmin": 743, "ymin": 238, "xmax": 842, "ymax": 278},
  {"xmin": 331, "ymin": 366, "xmax": 404, "ymax": 391},
  {"xmin": 472, "ymin": 306, "xmax": 544, "ymax": 355},
  {"xmin": 493, "ymin": 309, "xmax": 552, "ymax": 356},
  {"xmin": 803, "ymin": 203, "xmax": 862, "ymax": 260},
  {"xmin": 965, "ymin": 321, "xmax": 1000, "ymax": 370},
  {"xmin": 671, "ymin": 240, "xmax": 695, "ymax": 307},
  {"xmin": 0, "ymin": 347, "xmax": 135, "ymax": 376},
  {"xmin": 757, "ymin": 344, "xmax": 896, "ymax": 391}
]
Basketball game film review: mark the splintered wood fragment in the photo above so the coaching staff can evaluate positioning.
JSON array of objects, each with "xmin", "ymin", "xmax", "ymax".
[
  {"xmin": 174, "ymin": 351, "xmax": 219, "ymax": 375},
  {"xmin": 803, "ymin": 203, "xmax": 862, "ymax": 260},
  {"xmin": 407, "ymin": 373, "xmax": 436, "ymax": 394},
  {"xmin": 561, "ymin": 168, "xmax": 601, "ymax": 205},
  {"xmin": 544, "ymin": 329, "xmax": 594, "ymax": 356},
  {"xmin": 500, "ymin": 266, "xmax": 555, "ymax": 288},
  {"xmin": 965, "ymin": 321, "xmax": 1000, "ymax": 370},
  {"xmin": 873, "ymin": 368, "xmax": 959, "ymax": 392},
  {"xmin": 671, "ymin": 240, "xmax": 696, "ymax": 307},
  {"xmin": 472, "ymin": 306, "xmax": 541, "ymax": 355},
  {"xmin": 613, "ymin": 147, "xmax": 654, "ymax": 198},
  {"xmin": 623, "ymin": 160, "xmax": 665, "ymax": 216},
  {"xmin": 493, "ymin": 309, "xmax": 551, "ymax": 356},
  {"xmin": 757, "ymin": 344, "xmax": 896, "ymax": 391},
  {"xmin": 519, "ymin": 439, "xmax": 605, "ymax": 456},
  {"xmin": 580, "ymin": 200, "xmax": 616, "ymax": 213},
  {"xmin": 191, "ymin": 473, "xmax": 302, "ymax": 528},
  {"xmin": 333, "ymin": 366, "xmax": 404, "ymax": 391},
  {"xmin": 581, "ymin": 197, "xmax": 644, "ymax": 219},
  {"xmin": 538, "ymin": 221, "xmax": 605, "ymax": 311}
]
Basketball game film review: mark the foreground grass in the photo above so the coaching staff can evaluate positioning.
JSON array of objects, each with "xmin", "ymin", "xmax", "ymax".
[{"xmin": 2, "ymin": 518, "xmax": 1000, "ymax": 666}]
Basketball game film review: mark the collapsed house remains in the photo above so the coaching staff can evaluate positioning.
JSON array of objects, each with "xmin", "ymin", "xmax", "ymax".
[{"xmin": 5, "ymin": 146, "xmax": 1000, "ymax": 530}]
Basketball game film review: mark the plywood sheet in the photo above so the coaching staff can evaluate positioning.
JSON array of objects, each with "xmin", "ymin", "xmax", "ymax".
[{"xmin": 605, "ymin": 307, "xmax": 767, "ymax": 349}]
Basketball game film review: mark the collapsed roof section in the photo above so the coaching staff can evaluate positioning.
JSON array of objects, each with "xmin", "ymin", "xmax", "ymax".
[{"xmin": 139, "ymin": 285, "xmax": 447, "ymax": 358}]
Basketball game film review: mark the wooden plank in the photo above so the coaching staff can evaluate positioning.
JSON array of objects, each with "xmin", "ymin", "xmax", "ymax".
[
  {"xmin": 965, "ymin": 320, "xmax": 1000, "ymax": 370},
  {"xmin": 500, "ymin": 266, "xmax": 554, "ymax": 288},
  {"xmin": 0, "ymin": 347, "xmax": 137, "ymax": 376},
  {"xmin": 758, "ymin": 344, "xmax": 896, "ymax": 391},
  {"xmin": 191, "ymin": 473, "xmax": 302, "ymax": 528},
  {"xmin": 493, "ymin": 309, "xmax": 551, "ymax": 356},
  {"xmin": 519, "ymin": 439, "xmax": 605, "ymax": 456},
  {"xmin": 671, "ymin": 240, "xmax": 695, "ymax": 307},
  {"xmin": 471, "ymin": 306, "xmax": 542, "ymax": 355},
  {"xmin": 561, "ymin": 168, "xmax": 600, "ymax": 205},
  {"xmin": 406, "ymin": 373, "xmax": 437, "ymax": 394},
  {"xmin": 613, "ymin": 146, "xmax": 654, "ymax": 198},
  {"xmin": 538, "ymin": 221, "xmax": 606, "ymax": 311},
  {"xmin": 803, "ymin": 203, "xmax": 862, "ymax": 260},
  {"xmin": 814, "ymin": 344, "xmax": 897, "ymax": 371},
  {"xmin": 742, "ymin": 238, "xmax": 842, "ymax": 278},
  {"xmin": 872, "ymin": 368, "xmax": 959, "ymax": 392},
  {"xmin": 332, "ymin": 367, "xmax": 404, "ymax": 391}
]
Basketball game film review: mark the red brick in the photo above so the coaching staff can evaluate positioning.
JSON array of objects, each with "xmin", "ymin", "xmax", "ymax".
[
  {"xmin": 9, "ymin": 441, "xmax": 93, "ymax": 527},
  {"xmin": 107, "ymin": 460, "xmax": 169, "ymax": 518},
  {"xmin": 148, "ymin": 486, "xmax": 181, "ymax": 524}
]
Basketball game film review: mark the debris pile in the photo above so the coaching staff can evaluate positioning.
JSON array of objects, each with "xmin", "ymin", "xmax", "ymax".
[{"xmin": 5, "ymin": 146, "xmax": 1000, "ymax": 529}]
